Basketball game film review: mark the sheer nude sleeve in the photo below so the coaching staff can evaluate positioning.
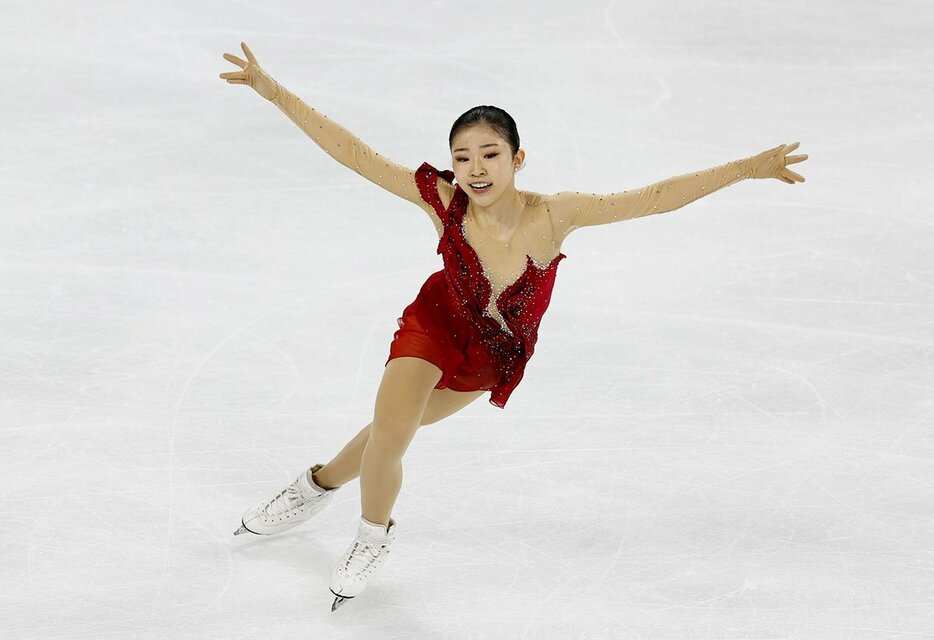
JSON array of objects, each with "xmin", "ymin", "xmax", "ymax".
[
  {"xmin": 549, "ymin": 157, "xmax": 754, "ymax": 241},
  {"xmin": 269, "ymin": 81, "xmax": 445, "ymax": 233}
]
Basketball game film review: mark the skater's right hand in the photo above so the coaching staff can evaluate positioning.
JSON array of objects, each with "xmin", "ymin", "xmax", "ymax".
[{"xmin": 219, "ymin": 41, "xmax": 278, "ymax": 101}]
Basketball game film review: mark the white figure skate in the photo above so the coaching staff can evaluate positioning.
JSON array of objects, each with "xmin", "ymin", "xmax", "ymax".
[
  {"xmin": 233, "ymin": 463, "xmax": 341, "ymax": 536},
  {"xmin": 329, "ymin": 515, "xmax": 397, "ymax": 611}
]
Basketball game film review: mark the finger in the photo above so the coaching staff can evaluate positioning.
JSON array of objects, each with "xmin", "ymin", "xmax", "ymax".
[
  {"xmin": 780, "ymin": 174, "xmax": 793, "ymax": 184},
  {"xmin": 786, "ymin": 169, "xmax": 805, "ymax": 182},
  {"xmin": 785, "ymin": 142, "xmax": 800, "ymax": 152},
  {"xmin": 219, "ymin": 71, "xmax": 244, "ymax": 80},
  {"xmin": 223, "ymin": 52, "xmax": 247, "ymax": 68},
  {"xmin": 785, "ymin": 154, "xmax": 808, "ymax": 165},
  {"xmin": 241, "ymin": 41, "xmax": 257, "ymax": 64}
]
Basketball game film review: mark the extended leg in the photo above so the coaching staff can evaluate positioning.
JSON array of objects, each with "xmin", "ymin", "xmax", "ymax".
[
  {"xmin": 312, "ymin": 423, "xmax": 372, "ymax": 490},
  {"xmin": 235, "ymin": 376, "xmax": 482, "ymax": 539}
]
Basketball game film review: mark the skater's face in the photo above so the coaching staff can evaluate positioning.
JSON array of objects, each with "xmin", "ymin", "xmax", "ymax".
[{"xmin": 451, "ymin": 125, "xmax": 523, "ymax": 203}]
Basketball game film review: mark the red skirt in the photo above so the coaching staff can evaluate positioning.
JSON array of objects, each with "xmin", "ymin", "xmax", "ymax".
[
  {"xmin": 386, "ymin": 312, "xmax": 500, "ymax": 393},
  {"xmin": 385, "ymin": 268, "xmax": 505, "ymax": 394}
]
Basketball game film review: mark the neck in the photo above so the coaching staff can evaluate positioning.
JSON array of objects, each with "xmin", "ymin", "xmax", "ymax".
[{"xmin": 467, "ymin": 185, "xmax": 525, "ymax": 228}]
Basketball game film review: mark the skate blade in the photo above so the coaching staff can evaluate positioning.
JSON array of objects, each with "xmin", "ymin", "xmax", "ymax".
[
  {"xmin": 330, "ymin": 592, "xmax": 352, "ymax": 612},
  {"xmin": 233, "ymin": 522, "xmax": 252, "ymax": 536}
]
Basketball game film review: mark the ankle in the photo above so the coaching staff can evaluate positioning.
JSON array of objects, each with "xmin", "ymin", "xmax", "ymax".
[{"xmin": 309, "ymin": 467, "xmax": 338, "ymax": 491}]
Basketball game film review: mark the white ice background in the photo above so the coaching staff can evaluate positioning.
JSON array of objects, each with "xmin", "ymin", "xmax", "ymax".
[{"xmin": 1, "ymin": 1, "xmax": 932, "ymax": 638}]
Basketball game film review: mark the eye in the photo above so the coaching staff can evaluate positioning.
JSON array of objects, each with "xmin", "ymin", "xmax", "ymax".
[{"xmin": 455, "ymin": 153, "xmax": 499, "ymax": 162}]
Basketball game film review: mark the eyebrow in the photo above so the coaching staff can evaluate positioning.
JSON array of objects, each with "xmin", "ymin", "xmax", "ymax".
[{"xmin": 452, "ymin": 143, "xmax": 500, "ymax": 153}]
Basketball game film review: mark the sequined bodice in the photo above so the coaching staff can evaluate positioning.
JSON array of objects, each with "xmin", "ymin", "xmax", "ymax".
[
  {"xmin": 457, "ymin": 213, "xmax": 564, "ymax": 336},
  {"xmin": 414, "ymin": 161, "xmax": 566, "ymax": 346}
]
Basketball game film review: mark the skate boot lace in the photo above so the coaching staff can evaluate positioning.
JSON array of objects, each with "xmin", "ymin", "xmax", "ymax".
[
  {"xmin": 263, "ymin": 482, "xmax": 306, "ymax": 517},
  {"xmin": 342, "ymin": 538, "xmax": 388, "ymax": 578}
]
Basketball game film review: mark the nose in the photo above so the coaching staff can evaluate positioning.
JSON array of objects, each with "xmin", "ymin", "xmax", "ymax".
[{"xmin": 469, "ymin": 158, "xmax": 486, "ymax": 177}]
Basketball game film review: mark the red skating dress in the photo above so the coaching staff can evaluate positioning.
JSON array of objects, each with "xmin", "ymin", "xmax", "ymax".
[{"xmin": 386, "ymin": 162, "xmax": 567, "ymax": 409}]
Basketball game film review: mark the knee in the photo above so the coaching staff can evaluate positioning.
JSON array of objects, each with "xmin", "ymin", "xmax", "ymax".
[{"xmin": 369, "ymin": 418, "xmax": 418, "ymax": 457}]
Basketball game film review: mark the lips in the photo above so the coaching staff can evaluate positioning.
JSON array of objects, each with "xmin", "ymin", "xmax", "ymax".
[{"xmin": 470, "ymin": 182, "xmax": 492, "ymax": 194}]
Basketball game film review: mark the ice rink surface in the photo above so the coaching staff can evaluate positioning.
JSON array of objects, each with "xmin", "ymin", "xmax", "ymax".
[{"xmin": 2, "ymin": 1, "xmax": 932, "ymax": 638}]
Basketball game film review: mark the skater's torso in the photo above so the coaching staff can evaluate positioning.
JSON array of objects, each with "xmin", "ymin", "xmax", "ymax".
[{"xmin": 431, "ymin": 185, "xmax": 565, "ymax": 336}]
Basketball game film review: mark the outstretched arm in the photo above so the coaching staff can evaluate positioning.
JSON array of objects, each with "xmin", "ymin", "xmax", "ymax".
[
  {"xmin": 268, "ymin": 81, "xmax": 423, "ymax": 206},
  {"xmin": 220, "ymin": 42, "xmax": 426, "ymax": 212},
  {"xmin": 551, "ymin": 143, "xmax": 807, "ymax": 238}
]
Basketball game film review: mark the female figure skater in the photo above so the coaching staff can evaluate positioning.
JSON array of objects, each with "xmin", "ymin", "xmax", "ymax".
[{"xmin": 219, "ymin": 42, "xmax": 808, "ymax": 611}]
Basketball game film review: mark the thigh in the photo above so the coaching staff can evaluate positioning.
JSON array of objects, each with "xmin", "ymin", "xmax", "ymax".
[
  {"xmin": 372, "ymin": 357, "xmax": 444, "ymax": 450},
  {"xmin": 420, "ymin": 388, "xmax": 486, "ymax": 426}
]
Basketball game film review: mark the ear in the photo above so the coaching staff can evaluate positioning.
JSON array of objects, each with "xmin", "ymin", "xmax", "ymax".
[{"xmin": 514, "ymin": 149, "xmax": 526, "ymax": 171}]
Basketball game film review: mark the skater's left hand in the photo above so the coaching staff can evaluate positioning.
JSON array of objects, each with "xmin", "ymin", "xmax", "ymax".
[{"xmin": 747, "ymin": 142, "xmax": 808, "ymax": 184}]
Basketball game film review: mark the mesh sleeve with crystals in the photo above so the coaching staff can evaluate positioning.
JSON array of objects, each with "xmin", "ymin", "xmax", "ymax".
[
  {"xmin": 552, "ymin": 156, "xmax": 755, "ymax": 238},
  {"xmin": 268, "ymin": 80, "xmax": 452, "ymax": 229}
]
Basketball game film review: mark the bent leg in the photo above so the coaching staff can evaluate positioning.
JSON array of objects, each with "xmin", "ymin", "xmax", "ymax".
[{"xmin": 359, "ymin": 357, "xmax": 442, "ymax": 527}]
